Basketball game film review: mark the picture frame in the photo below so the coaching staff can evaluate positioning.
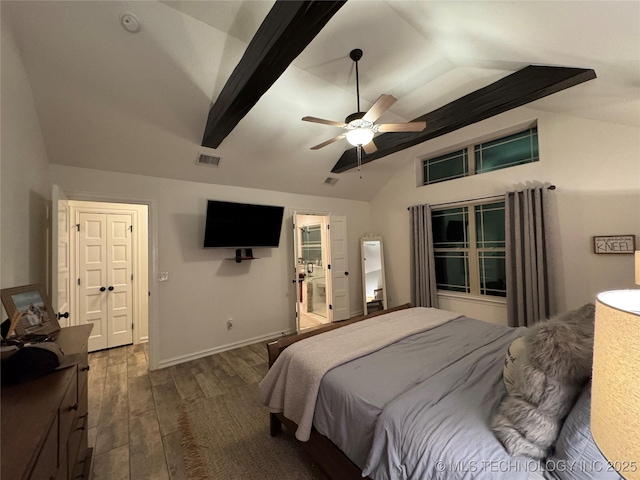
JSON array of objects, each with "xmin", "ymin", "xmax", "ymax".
[
  {"xmin": 593, "ymin": 235, "xmax": 636, "ymax": 254},
  {"xmin": 0, "ymin": 284, "xmax": 60, "ymax": 337}
]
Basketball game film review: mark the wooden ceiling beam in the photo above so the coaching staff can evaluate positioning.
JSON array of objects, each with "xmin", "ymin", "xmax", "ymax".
[
  {"xmin": 201, "ymin": 0, "xmax": 346, "ymax": 149},
  {"xmin": 331, "ymin": 66, "xmax": 596, "ymax": 173}
]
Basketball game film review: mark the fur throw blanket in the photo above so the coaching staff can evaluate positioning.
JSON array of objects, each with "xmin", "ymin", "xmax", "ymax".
[{"xmin": 491, "ymin": 304, "xmax": 595, "ymax": 459}]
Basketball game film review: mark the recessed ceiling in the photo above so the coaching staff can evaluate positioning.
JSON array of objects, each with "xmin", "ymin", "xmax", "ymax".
[{"xmin": 3, "ymin": 1, "xmax": 639, "ymax": 201}]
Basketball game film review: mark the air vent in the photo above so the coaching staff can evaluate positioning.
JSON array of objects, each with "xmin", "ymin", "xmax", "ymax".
[
  {"xmin": 324, "ymin": 177, "xmax": 338, "ymax": 186},
  {"xmin": 196, "ymin": 154, "xmax": 221, "ymax": 167}
]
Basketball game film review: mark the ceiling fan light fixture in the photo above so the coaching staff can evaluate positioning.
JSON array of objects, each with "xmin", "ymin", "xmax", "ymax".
[{"xmin": 346, "ymin": 128, "xmax": 374, "ymax": 147}]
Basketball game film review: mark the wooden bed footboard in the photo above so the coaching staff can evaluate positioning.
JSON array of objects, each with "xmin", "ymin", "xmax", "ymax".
[{"xmin": 265, "ymin": 304, "xmax": 413, "ymax": 480}]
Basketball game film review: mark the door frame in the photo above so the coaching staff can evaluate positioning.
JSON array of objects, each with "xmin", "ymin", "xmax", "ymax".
[
  {"xmin": 70, "ymin": 202, "xmax": 146, "ymax": 348},
  {"xmin": 61, "ymin": 191, "xmax": 159, "ymax": 370},
  {"xmin": 291, "ymin": 208, "xmax": 332, "ymax": 331}
]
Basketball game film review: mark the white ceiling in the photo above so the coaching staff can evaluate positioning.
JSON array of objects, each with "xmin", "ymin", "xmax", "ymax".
[{"xmin": 4, "ymin": 1, "xmax": 639, "ymax": 201}]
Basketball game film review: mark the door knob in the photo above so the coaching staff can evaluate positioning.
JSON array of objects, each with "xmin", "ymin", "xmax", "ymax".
[
  {"xmin": 57, "ymin": 312, "xmax": 70, "ymax": 319},
  {"xmin": 345, "ymin": 272, "xmax": 349, "ymax": 276},
  {"xmin": 100, "ymin": 287, "xmax": 106, "ymax": 292},
  {"xmin": 108, "ymin": 286, "xmax": 114, "ymax": 291}
]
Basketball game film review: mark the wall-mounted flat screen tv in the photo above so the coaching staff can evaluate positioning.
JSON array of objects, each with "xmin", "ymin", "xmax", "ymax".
[{"xmin": 203, "ymin": 200, "xmax": 285, "ymax": 248}]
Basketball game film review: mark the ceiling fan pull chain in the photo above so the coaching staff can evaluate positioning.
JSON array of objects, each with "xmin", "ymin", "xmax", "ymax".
[{"xmin": 357, "ymin": 145, "xmax": 362, "ymax": 179}]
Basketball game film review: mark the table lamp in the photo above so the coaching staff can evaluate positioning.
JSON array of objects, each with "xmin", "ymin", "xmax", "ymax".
[{"xmin": 591, "ymin": 253, "xmax": 640, "ymax": 479}]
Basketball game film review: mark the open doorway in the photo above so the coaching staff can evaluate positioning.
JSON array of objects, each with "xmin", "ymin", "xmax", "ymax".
[
  {"xmin": 68, "ymin": 200, "xmax": 149, "ymax": 352},
  {"xmin": 52, "ymin": 186, "xmax": 159, "ymax": 368},
  {"xmin": 292, "ymin": 212, "xmax": 350, "ymax": 331},
  {"xmin": 295, "ymin": 214, "xmax": 330, "ymax": 330}
]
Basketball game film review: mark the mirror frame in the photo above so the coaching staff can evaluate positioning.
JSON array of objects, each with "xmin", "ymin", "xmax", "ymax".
[{"xmin": 361, "ymin": 235, "xmax": 387, "ymax": 315}]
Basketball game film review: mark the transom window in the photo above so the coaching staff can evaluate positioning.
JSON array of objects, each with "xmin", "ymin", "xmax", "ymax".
[
  {"xmin": 423, "ymin": 127, "xmax": 538, "ymax": 186},
  {"xmin": 433, "ymin": 202, "xmax": 506, "ymax": 297}
]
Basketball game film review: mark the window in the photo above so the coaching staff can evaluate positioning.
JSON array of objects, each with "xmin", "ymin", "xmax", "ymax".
[
  {"xmin": 301, "ymin": 225, "xmax": 322, "ymax": 263},
  {"xmin": 433, "ymin": 201, "xmax": 506, "ymax": 298},
  {"xmin": 475, "ymin": 128, "xmax": 539, "ymax": 174},
  {"xmin": 423, "ymin": 149, "xmax": 468, "ymax": 185},
  {"xmin": 422, "ymin": 127, "xmax": 538, "ymax": 186}
]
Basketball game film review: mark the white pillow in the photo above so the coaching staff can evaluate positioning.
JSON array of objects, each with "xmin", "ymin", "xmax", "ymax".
[{"xmin": 503, "ymin": 336, "xmax": 526, "ymax": 395}]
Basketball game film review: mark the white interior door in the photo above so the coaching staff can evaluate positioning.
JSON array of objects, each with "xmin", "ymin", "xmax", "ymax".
[
  {"xmin": 78, "ymin": 212, "xmax": 133, "ymax": 351},
  {"xmin": 79, "ymin": 212, "xmax": 108, "ymax": 351},
  {"xmin": 52, "ymin": 185, "xmax": 71, "ymax": 327},
  {"xmin": 106, "ymin": 214, "xmax": 134, "ymax": 348},
  {"xmin": 329, "ymin": 215, "xmax": 350, "ymax": 322}
]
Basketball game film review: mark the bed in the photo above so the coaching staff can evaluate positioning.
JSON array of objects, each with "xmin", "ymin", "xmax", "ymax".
[
  {"xmin": 260, "ymin": 304, "xmax": 554, "ymax": 480},
  {"xmin": 261, "ymin": 304, "xmax": 614, "ymax": 480}
]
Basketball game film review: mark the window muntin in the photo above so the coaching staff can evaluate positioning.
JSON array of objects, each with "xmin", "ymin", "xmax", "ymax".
[
  {"xmin": 432, "ymin": 207, "xmax": 469, "ymax": 249},
  {"xmin": 478, "ymin": 251, "xmax": 506, "ymax": 297},
  {"xmin": 422, "ymin": 127, "xmax": 538, "ymax": 185},
  {"xmin": 433, "ymin": 201, "xmax": 506, "ymax": 298},
  {"xmin": 423, "ymin": 150, "xmax": 468, "ymax": 185},
  {"xmin": 475, "ymin": 127, "xmax": 538, "ymax": 174},
  {"xmin": 435, "ymin": 252, "xmax": 470, "ymax": 293},
  {"xmin": 475, "ymin": 202, "xmax": 506, "ymax": 249}
]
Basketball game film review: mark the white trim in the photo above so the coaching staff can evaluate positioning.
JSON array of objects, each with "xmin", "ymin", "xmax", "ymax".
[
  {"xmin": 69, "ymin": 201, "xmax": 148, "ymax": 350},
  {"xmin": 58, "ymin": 190, "xmax": 160, "ymax": 370},
  {"xmin": 430, "ymin": 195, "xmax": 505, "ymax": 211},
  {"xmin": 437, "ymin": 290, "xmax": 507, "ymax": 306},
  {"xmin": 156, "ymin": 328, "xmax": 295, "ymax": 370}
]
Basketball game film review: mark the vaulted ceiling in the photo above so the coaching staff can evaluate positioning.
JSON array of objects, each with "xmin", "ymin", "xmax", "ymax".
[{"xmin": 4, "ymin": 1, "xmax": 639, "ymax": 201}]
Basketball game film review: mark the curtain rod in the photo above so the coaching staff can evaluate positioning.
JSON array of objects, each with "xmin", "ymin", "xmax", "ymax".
[{"xmin": 407, "ymin": 185, "xmax": 556, "ymax": 210}]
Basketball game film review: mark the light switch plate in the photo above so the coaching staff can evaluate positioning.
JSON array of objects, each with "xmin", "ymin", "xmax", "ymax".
[{"xmin": 159, "ymin": 272, "xmax": 169, "ymax": 282}]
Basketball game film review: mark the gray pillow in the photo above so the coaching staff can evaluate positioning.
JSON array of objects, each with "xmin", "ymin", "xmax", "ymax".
[{"xmin": 545, "ymin": 383, "xmax": 621, "ymax": 480}]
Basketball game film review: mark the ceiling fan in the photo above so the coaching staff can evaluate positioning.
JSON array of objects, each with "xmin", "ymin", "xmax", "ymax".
[{"xmin": 302, "ymin": 49, "xmax": 427, "ymax": 157}]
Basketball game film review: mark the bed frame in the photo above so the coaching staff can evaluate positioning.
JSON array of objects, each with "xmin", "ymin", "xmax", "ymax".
[{"xmin": 266, "ymin": 303, "xmax": 413, "ymax": 480}]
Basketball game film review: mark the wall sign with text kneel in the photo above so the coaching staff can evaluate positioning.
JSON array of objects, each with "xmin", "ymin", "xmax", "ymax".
[{"xmin": 593, "ymin": 235, "xmax": 636, "ymax": 254}]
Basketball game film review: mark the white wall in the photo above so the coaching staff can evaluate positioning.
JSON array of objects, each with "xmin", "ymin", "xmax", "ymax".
[
  {"xmin": 371, "ymin": 107, "xmax": 640, "ymax": 323},
  {"xmin": 1, "ymin": 18, "xmax": 51, "ymax": 298},
  {"xmin": 50, "ymin": 165, "xmax": 371, "ymax": 367}
]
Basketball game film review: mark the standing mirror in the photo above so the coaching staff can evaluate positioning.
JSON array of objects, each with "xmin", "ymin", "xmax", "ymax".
[{"xmin": 361, "ymin": 235, "xmax": 387, "ymax": 315}]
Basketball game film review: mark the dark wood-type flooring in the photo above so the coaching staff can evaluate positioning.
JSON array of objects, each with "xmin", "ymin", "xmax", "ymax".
[{"xmin": 88, "ymin": 341, "xmax": 270, "ymax": 479}]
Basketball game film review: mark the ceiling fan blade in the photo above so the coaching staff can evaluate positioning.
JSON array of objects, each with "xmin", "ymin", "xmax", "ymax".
[
  {"xmin": 311, "ymin": 134, "xmax": 346, "ymax": 150},
  {"xmin": 362, "ymin": 139, "xmax": 377, "ymax": 155},
  {"xmin": 377, "ymin": 122, "xmax": 427, "ymax": 133},
  {"xmin": 362, "ymin": 94, "xmax": 398, "ymax": 123},
  {"xmin": 302, "ymin": 116, "xmax": 346, "ymax": 128}
]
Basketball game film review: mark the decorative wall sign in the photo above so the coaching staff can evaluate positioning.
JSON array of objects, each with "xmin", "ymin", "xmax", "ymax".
[{"xmin": 593, "ymin": 235, "xmax": 636, "ymax": 254}]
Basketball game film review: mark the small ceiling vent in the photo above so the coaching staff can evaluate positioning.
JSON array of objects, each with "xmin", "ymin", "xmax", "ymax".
[
  {"xmin": 196, "ymin": 154, "xmax": 221, "ymax": 167},
  {"xmin": 324, "ymin": 177, "xmax": 338, "ymax": 186}
]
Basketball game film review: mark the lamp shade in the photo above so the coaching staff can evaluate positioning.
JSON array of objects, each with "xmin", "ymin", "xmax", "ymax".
[
  {"xmin": 592, "ymin": 290, "xmax": 640, "ymax": 479},
  {"xmin": 346, "ymin": 128, "xmax": 374, "ymax": 146}
]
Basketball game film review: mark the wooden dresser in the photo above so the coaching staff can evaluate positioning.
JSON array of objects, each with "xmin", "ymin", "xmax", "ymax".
[{"xmin": 1, "ymin": 324, "xmax": 93, "ymax": 480}]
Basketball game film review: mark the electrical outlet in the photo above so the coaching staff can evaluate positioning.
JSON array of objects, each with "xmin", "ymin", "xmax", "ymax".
[
  {"xmin": 227, "ymin": 318, "xmax": 233, "ymax": 330},
  {"xmin": 158, "ymin": 272, "xmax": 169, "ymax": 282}
]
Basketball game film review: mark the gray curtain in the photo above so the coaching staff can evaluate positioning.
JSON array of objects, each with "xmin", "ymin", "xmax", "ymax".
[
  {"xmin": 409, "ymin": 204, "xmax": 438, "ymax": 307},
  {"xmin": 505, "ymin": 187, "xmax": 550, "ymax": 327}
]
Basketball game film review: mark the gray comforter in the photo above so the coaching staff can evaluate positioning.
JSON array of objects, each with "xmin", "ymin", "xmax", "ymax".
[{"xmin": 313, "ymin": 316, "xmax": 539, "ymax": 480}]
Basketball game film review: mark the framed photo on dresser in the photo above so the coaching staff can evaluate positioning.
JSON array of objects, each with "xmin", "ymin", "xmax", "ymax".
[{"xmin": 1, "ymin": 284, "xmax": 60, "ymax": 337}]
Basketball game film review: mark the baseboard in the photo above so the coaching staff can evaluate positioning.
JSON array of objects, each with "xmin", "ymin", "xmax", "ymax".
[{"xmin": 155, "ymin": 328, "xmax": 295, "ymax": 370}]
